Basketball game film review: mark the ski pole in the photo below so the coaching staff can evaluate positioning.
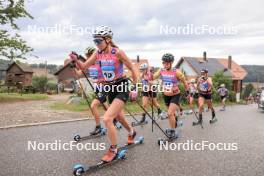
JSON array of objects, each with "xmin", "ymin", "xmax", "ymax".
[
  {"xmin": 71, "ymin": 65, "xmax": 93, "ymax": 112},
  {"xmin": 183, "ymin": 93, "xmax": 203, "ymax": 129},
  {"xmin": 124, "ymin": 107, "xmax": 142, "ymax": 125}
]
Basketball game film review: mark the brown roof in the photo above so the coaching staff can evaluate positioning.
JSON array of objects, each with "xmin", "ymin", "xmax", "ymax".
[
  {"xmin": 176, "ymin": 57, "xmax": 232, "ymax": 77},
  {"xmin": 176, "ymin": 57, "xmax": 247, "ymax": 80},
  {"xmin": 218, "ymin": 59, "xmax": 247, "ymax": 80},
  {"xmin": 7, "ymin": 62, "xmax": 33, "ymax": 73},
  {"xmin": 55, "ymin": 56, "xmax": 86, "ymax": 76},
  {"xmin": 125, "ymin": 59, "xmax": 149, "ymax": 77}
]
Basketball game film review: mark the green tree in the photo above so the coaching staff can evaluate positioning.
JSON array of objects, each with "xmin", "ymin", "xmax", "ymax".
[
  {"xmin": 212, "ymin": 71, "xmax": 233, "ymax": 102},
  {"xmin": 0, "ymin": 0, "xmax": 33, "ymax": 60},
  {"xmin": 212, "ymin": 71, "xmax": 232, "ymax": 90},
  {"xmin": 243, "ymin": 83, "xmax": 254, "ymax": 99},
  {"xmin": 32, "ymin": 76, "xmax": 48, "ymax": 93}
]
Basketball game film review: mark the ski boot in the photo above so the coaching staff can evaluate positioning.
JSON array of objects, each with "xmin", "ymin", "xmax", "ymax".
[
  {"xmin": 159, "ymin": 111, "xmax": 168, "ymax": 120},
  {"xmin": 167, "ymin": 129, "xmax": 179, "ymax": 141},
  {"xmin": 209, "ymin": 110, "xmax": 217, "ymax": 124},
  {"xmin": 90, "ymin": 125, "xmax": 102, "ymax": 135},
  {"xmin": 113, "ymin": 119, "xmax": 122, "ymax": 129},
  {"xmin": 193, "ymin": 114, "xmax": 203, "ymax": 126}
]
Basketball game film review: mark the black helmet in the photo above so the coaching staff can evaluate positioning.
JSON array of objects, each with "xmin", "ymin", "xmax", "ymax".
[
  {"xmin": 201, "ymin": 68, "xmax": 208, "ymax": 73},
  {"xmin": 162, "ymin": 53, "xmax": 174, "ymax": 62}
]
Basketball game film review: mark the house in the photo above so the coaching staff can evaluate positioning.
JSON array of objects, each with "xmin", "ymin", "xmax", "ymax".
[
  {"xmin": 5, "ymin": 62, "xmax": 34, "ymax": 87},
  {"xmin": 54, "ymin": 57, "xmax": 87, "ymax": 93},
  {"xmin": 176, "ymin": 52, "xmax": 247, "ymax": 101},
  {"xmin": 0, "ymin": 59, "xmax": 11, "ymax": 84},
  {"xmin": 218, "ymin": 57, "xmax": 247, "ymax": 93}
]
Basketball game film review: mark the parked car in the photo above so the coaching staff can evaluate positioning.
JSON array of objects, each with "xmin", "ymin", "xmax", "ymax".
[{"xmin": 258, "ymin": 90, "xmax": 264, "ymax": 110}]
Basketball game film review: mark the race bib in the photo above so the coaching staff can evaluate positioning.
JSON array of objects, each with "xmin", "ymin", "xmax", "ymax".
[
  {"xmin": 102, "ymin": 71, "xmax": 115, "ymax": 81},
  {"xmin": 163, "ymin": 82, "xmax": 173, "ymax": 91},
  {"xmin": 200, "ymin": 83, "xmax": 208, "ymax": 92}
]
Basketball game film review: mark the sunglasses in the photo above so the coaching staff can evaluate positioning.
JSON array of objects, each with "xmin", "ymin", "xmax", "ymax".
[
  {"xmin": 93, "ymin": 38, "xmax": 104, "ymax": 45},
  {"xmin": 162, "ymin": 61, "xmax": 172, "ymax": 65}
]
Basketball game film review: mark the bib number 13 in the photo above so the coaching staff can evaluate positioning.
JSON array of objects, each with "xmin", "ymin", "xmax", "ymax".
[{"xmin": 103, "ymin": 71, "xmax": 115, "ymax": 81}]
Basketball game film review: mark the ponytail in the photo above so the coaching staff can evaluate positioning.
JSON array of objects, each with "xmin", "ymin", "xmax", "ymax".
[{"xmin": 109, "ymin": 40, "xmax": 118, "ymax": 48}]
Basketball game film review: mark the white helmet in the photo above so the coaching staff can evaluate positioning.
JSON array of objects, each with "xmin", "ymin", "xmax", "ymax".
[
  {"xmin": 220, "ymin": 84, "xmax": 225, "ymax": 88},
  {"xmin": 190, "ymin": 79, "xmax": 196, "ymax": 83},
  {"xmin": 92, "ymin": 25, "xmax": 113, "ymax": 38},
  {"xmin": 139, "ymin": 63, "xmax": 148, "ymax": 71}
]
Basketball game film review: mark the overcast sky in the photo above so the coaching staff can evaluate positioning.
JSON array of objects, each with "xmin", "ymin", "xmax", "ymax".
[{"xmin": 13, "ymin": 0, "xmax": 264, "ymax": 66}]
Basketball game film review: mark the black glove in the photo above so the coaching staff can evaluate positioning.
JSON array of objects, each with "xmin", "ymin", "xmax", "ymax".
[
  {"xmin": 69, "ymin": 61, "xmax": 76, "ymax": 68},
  {"xmin": 184, "ymin": 90, "xmax": 190, "ymax": 97},
  {"xmin": 71, "ymin": 51, "xmax": 86, "ymax": 61},
  {"xmin": 130, "ymin": 84, "xmax": 137, "ymax": 91},
  {"xmin": 97, "ymin": 92, "xmax": 106, "ymax": 103}
]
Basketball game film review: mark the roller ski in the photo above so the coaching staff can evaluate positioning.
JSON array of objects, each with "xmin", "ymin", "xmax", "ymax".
[
  {"xmin": 73, "ymin": 148, "xmax": 127, "ymax": 176},
  {"xmin": 131, "ymin": 116, "xmax": 148, "ymax": 127},
  {"xmin": 72, "ymin": 135, "xmax": 144, "ymax": 176},
  {"xmin": 73, "ymin": 127, "xmax": 107, "ymax": 142},
  {"xmin": 157, "ymin": 129, "xmax": 179, "ymax": 145}
]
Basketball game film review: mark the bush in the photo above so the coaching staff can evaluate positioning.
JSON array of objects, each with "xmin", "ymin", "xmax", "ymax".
[
  {"xmin": 32, "ymin": 76, "xmax": 48, "ymax": 93},
  {"xmin": 0, "ymin": 86, "xmax": 8, "ymax": 93},
  {"xmin": 47, "ymin": 81, "xmax": 57, "ymax": 91},
  {"xmin": 212, "ymin": 88, "xmax": 220, "ymax": 103},
  {"xmin": 228, "ymin": 90, "xmax": 236, "ymax": 102},
  {"xmin": 0, "ymin": 86, "xmax": 18, "ymax": 93}
]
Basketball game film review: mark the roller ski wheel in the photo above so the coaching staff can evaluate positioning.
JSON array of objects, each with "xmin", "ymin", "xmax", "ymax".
[
  {"xmin": 74, "ymin": 134, "xmax": 81, "ymax": 142},
  {"xmin": 209, "ymin": 118, "xmax": 218, "ymax": 124},
  {"xmin": 73, "ymin": 164, "xmax": 85, "ymax": 176},
  {"xmin": 73, "ymin": 128, "xmax": 107, "ymax": 142},
  {"xmin": 158, "ymin": 138, "xmax": 164, "ymax": 145},
  {"xmin": 100, "ymin": 128, "xmax": 107, "ymax": 135}
]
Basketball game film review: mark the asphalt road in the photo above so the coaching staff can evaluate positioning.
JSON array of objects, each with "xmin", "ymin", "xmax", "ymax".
[{"xmin": 1, "ymin": 104, "xmax": 264, "ymax": 176}]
